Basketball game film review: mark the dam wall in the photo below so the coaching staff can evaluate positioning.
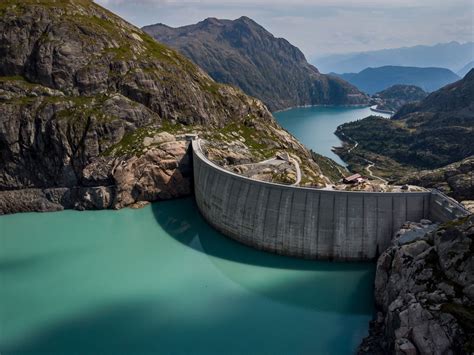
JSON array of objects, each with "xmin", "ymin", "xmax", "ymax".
[
  {"xmin": 191, "ymin": 140, "xmax": 469, "ymax": 260},
  {"xmin": 429, "ymin": 189, "xmax": 471, "ymax": 222}
]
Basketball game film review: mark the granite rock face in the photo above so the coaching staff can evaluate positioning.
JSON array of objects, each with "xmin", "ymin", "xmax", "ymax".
[
  {"xmin": 359, "ymin": 216, "xmax": 474, "ymax": 354},
  {"xmin": 398, "ymin": 156, "xmax": 474, "ymax": 202},
  {"xmin": 143, "ymin": 17, "xmax": 369, "ymax": 111},
  {"xmin": 0, "ymin": 132, "xmax": 192, "ymax": 213}
]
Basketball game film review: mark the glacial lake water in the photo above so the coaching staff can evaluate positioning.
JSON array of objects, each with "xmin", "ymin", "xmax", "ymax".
[
  {"xmin": 0, "ymin": 198, "xmax": 375, "ymax": 354},
  {"xmin": 274, "ymin": 106, "xmax": 391, "ymax": 165},
  {"xmin": 0, "ymin": 106, "xmax": 384, "ymax": 354}
]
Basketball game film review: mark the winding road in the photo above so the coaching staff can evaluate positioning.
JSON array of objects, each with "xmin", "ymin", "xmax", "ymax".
[
  {"xmin": 340, "ymin": 132, "xmax": 388, "ymax": 184},
  {"xmin": 365, "ymin": 161, "xmax": 388, "ymax": 184},
  {"xmin": 289, "ymin": 157, "xmax": 302, "ymax": 185}
]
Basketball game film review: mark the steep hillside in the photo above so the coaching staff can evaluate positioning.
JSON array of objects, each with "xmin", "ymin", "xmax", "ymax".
[
  {"xmin": 143, "ymin": 17, "xmax": 369, "ymax": 111},
  {"xmin": 333, "ymin": 66, "xmax": 460, "ymax": 94},
  {"xmin": 315, "ymin": 41, "xmax": 474, "ymax": 73},
  {"xmin": 0, "ymin": 0, "xmax": 332, "ymax": 214},
  {"xmin": 335, "ymin": 70, "xmax": 474, "ymax": 199},
  {"xmin": 373, "ymin": 84, "xmax": 428, "ymax": 112}
]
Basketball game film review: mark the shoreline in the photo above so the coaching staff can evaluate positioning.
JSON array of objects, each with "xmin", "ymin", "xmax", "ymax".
[
  {"xmin": 272, "ymin": 103, "xmax": 370, "ymax": 114},
  {"xmin": 369, "ymin": 105, "xmax": 394, "ymax": 115},
  {"xmin": 274, "ymin": 104, "xmax": 384, "ymax": 167}
]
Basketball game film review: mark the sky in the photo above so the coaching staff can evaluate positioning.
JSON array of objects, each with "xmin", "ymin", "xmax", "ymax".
[{"xmin": 95, "ymin": 0, "xmax": 474, "ymax": 60}]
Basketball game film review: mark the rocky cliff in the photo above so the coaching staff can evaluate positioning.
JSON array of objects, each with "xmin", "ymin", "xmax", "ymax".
[
  {"xmin": 142, "ymin": 17, "xmax": 369, "ymax": 112},
  {"xmin": 0, "ymin": 0, "xmax": 331, "ymax": 214},
  {"xmin": 359, "ymin": 216, "xmax": 474, "ymax": 354}
]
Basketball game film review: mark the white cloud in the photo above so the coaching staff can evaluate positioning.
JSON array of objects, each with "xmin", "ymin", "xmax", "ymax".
[
  {"xmin": 96, "ymin": 0, "xmax": 449, "ymax": 6},
  {"xmin": 94, "ymin": 0, "xmax": 474, "ymax": 57}
]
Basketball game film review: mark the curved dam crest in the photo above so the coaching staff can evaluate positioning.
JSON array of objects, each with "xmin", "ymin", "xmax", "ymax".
[{"xmin": 191, "ymin": 139, "xmax": 469, "ymax": 261}]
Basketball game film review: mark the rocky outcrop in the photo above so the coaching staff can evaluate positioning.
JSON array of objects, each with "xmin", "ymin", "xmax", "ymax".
[
  {"xmin": 359, "ymin": 216, "xmax": 474, "ymax": 354},
  {"xmin": 198, "ymin": 119, "xmax": 336, "ymax": 187},
  {"xmin": 143, "ymin": 17, "xmax": 369, "ymax": 111},
  {"xmin": 0, "ymin": 132, "xmax": 192, "ymax": 213},
  {"xmin": 397, "ymin": 156, "xmax": 474, "ymax": 202}
]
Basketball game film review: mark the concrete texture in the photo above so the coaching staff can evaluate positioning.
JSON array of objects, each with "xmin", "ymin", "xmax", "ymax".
[{"xmin": 192, "ymin": 140, "xmax": 470, "ymax": 260}]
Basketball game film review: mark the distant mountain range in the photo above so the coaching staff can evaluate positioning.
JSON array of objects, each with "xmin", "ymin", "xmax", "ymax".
[
  {"xmin": 331, "ymin": 66, "xmax": 460, "ymax": 95},
  {"xmin": 315, "ymin": 41, "xmax": 474, "ymax": 74},
  {"xmin": 143, "ymin": 17, "xmax": 369, "ymax": 111}
]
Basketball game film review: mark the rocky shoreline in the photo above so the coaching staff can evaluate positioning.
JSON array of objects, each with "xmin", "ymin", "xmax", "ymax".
[
  {"xmin": 359, "ymin": 216, "xmax": 474, "ymax": 354},
  {"xmin": 0, "ymin": 133, "xmax": 192, "ymax": 215}
]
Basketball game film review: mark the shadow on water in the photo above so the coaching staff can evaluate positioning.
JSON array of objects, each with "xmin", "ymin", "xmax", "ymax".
[
  {"xmin": 1, "ymin": 273, "xmax": 374, "ymax": 354},
  {"xmin": 151, "ymin": 198, "xmax": 375, "ymax": 315},
  {"xmin": 1, "ymin": 294, "xmax": 363, "ymax": 355},
  {"xmin": 0, "ymin": 247, "xmax": 93, "ymax": 273},
  {"xmin": 1, "ymin": 197, "xmax": 375, "ymax": 354},
  {"xmin": 151, "ymin": 197, "xmax": 374, "ymax": 272}
]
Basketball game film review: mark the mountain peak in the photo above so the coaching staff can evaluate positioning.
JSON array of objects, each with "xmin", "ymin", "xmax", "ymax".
[
  {"xmin": 236, "ymin": 16, "xmax": 255, "ymax": 24},
  {"xmin": 200, "ymin": 17, "xmax": 223, "ymax": 26},
  {"xmin": 143, "ymin": 18, "xmax": 368, "ymax": 111}
]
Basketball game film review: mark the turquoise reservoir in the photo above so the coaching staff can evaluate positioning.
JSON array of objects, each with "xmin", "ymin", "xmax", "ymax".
[
  {"xmin": 0, "ymin": 198, "xmax": 375, "ymax": 354},
  {"xmin": 274, "ymin": 106, "xmax": 390, "ymax": 165}
]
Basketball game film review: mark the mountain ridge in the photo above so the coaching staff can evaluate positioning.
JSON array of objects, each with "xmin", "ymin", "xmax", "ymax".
[
  {"xmin": 143, "ymin": 17, "xmax": 369, "ymax": 111},
  {"xmin": 315, "ymin": 41, "xmax": 474, "ymax": 73},
  {"xmin": 332, "ymin": 66, "xmax": 460, "ymax": 94}
]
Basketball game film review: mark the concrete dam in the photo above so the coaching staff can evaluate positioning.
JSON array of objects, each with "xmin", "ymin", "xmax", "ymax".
[{"xmin": 191, "ymin": 139, "xmax": 470, "ymax": 261}]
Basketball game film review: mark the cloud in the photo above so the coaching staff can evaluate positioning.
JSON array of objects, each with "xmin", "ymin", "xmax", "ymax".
[
  {"xmin": 97, "ymin": 0, "xmax": 161, "ymax": 4},
  {"xmin": 94, "ymin": 0, "xmax": 474, "ymax": 57},
  {"xmin": 96, "ymin": 0, "xmax": 442, "ymax": 6}
]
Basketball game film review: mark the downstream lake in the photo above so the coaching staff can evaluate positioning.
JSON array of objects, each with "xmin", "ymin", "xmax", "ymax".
[
  {"xmin": 1, "ymin": 107, "xmax": 381, "ymax": 354},
  {"xmin": 274, "ymin": 106, "xmax": 390, "ymax": 165}
]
